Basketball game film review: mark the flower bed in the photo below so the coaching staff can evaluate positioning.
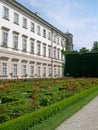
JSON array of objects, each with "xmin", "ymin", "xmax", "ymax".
[{"xmin": 0, "ymin": 78, "xmax": 98, "ymax": 124}]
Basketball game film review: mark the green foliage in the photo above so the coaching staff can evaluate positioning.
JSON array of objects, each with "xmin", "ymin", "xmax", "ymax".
[
  {"xmin": 0, "ymin": 86, "xmax": 98, "ymax": 130},
  {"xmin": 64, "ymin": 52, "xmax": 98, "ymax": 77},
  {"xmin": 79, "ymin": 47, "xmax": 89, "ymax": 53},
  {"xmin": 91, "ymin": 41, "xmax": 98, "ymax": 52}
]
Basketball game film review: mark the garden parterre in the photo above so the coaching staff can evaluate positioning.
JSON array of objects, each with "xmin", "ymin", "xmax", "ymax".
[{"xmin": 0, "ymin": 78, "xmax": 98, "ymax": 123}]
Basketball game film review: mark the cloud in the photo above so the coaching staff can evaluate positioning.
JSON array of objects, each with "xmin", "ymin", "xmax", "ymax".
[{"xmin": 16, "ymin": 0, "xmax": 98, "ymax": 50}]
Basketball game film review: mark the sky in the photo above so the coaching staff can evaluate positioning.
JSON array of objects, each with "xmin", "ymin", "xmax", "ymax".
[{"xmin": 16, "ymin": 0, "xmax": 98, "ymax": 51}]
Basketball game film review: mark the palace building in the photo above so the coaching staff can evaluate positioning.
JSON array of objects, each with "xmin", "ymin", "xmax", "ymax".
[{"xmin": 0, "ymin": 0, "xmax": 73, "ymax": 79}]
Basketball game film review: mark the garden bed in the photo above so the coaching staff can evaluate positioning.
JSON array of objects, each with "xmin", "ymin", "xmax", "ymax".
[{"xmin": 0, "ymin": 78, "xmax": 98, "ymax": 126}]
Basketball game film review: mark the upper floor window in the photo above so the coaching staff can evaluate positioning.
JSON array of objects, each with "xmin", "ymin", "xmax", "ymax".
[
  {"xmin": 31, "ymin": 22, "xmax": 35, "ymax": 32},
  {"xmin": 61, "ymin": 38, "xmax": 64, "ymax": 46},
  {"xmin": 53, "ymin": 35, "xmax": 56, "ymax": 43},
  {"xmin": 13, "ymin": 34, "xmax": 18, "ymax": 49},
  {"xmin": 43, "ymin": 29, "xmax": 46, "ymax": 38},
  {"xmin": 43, "ymin": 45, "xmax": 46, "ymax": 57},
  {"xmin": 23, "ymin": 17, "xmax": 27, "ymax": 29},
  {"xmin": 30, "ymin": 39, "xmax": 34, "ymax": 54},
  {"xmin": 61, "ymin": 54, "xmax": 64, "ymax": 61},
  {"xmin": 48, "ymin": 46, "xmax": 51, "ymax": 58},
  {"xmin": 14, "ymin": 12, "xmax": 19, "ymax": 25},
  {"xmin": 57, "ymin": 37, "xmax": 59, "ymax": 45},
  {"xmin": 3, "ymin": 6, "xmax": 9, "ymax": 20},
  {"xmin": 37, "ymin": 43, "xmax": 41, "ymax": 55},
  {"xmin": 48, "ymin": 32, "xmax": 51, "ymax": 40},
  {"xmin": 22, "ymin": 37, "xmax": 27, "ymax": 52},
  {"xmin": 53, "ymin": 49, "xmax": 56, "ymax": 59},
  {"xmin": 37, "ymin": 25, "xmax": 41, "ymax": 35},
  {"xmin": 2, "ymin": 30, "xmax": 8, "ymax": 47},
  {"xmin": 57, "ymin": 50, "xmax": 60, "ymax": 60}
]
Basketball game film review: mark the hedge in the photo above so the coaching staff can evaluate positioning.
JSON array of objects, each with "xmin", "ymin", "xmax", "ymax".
[
  {"xmin": 64, "ymin": 52, "xmax": 98, "ymax": 77},
  {"xmin": 0, "ymin": 86, "xmax": 98, "ymax": 130}
]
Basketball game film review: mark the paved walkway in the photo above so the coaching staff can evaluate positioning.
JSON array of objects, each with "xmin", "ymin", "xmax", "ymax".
[{"xmin": 55, "ymin": 96, "xmax": 98, "ymax": 130}]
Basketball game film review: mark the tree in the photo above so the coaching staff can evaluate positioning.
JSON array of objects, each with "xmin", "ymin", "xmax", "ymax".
[
  {"xmin": 79, "ymin": 47, "xmax": 89, "ymax": 53},
  {"xmin": 91, "ymin": 41, "xmax": 98, "ymax": 52}
]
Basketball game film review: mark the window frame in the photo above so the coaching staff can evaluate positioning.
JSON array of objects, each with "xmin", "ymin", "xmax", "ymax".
[
  {"xmin": 23, "ymin": 17, "xmax": 27, "ymax": 29},
  {"xmin": 14, "ymin": 12, "xmax": 19, "ymax": 25},
  {"xmin": 3, "ymin": 6, "xmax": 9, "ymax": 20}
]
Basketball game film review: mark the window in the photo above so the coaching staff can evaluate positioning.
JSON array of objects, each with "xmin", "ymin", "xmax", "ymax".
[
  {"xmin": 53, "ymin": 49, "xmax": 56, "ymax": 59},
  {"xmin": 37, "ymin": 25, "xmax": 41, "ymax": 35},
  {"xmin": 57, "ymin": 50, "xmax": 60, "ymax": 60},
  {"xmin": 13, "ymin": 34, "xmax": 18, "ymax": 49},
  {"xmin": 13, "ymin": 64, "xmax": 18, "ymax": 76},
  {"xmin": 58, "ymin": 68, "xmax": 60, "ymax": 77},
  {"xmin": 3, "ymin": 6, "xmax": 9, "ymax": 20},
  {"xmin": 23, "ymin": 17, "xmax": 27, "ymax": 29},
  {"xmin": 37, "ymin": 42, "xmax": 41, "ymax": 55},
  {"xmin": 43, "ymin": 45, "xmax": 46, "ymax": 56},
  {"xmin": 61, "ymin": 54, "xmax": 64, "ymax": 61},
  {"xmin": 14, "ymin": 12, "xmax": 19, "ymax": 24},
  {"xmin": 54, "ymin": 68, "xmax": 56, "ymax": 77},
  {"xmin": 22, "ymin": 65, "xmax": 26, "ymax": 76},
  {"xmin": 61, "ymin": 38, "xmax": 64, "ymax": 46},
  {"xmin": 43, "ymin": 29, "xmax": 46, "ymax": 38},
  {"xmin": 31, "ymin": 66, "xmax": 34, "ymax": 76},
  {"xmin": 48, "ymin": 47, "xmax": 51, "ymax": 58},
  {"xmin": 31, "ymin": 22, "xmax": 35, "ymax": 32},
  {"xmin": 49, "ymin": 67, "xmax": 51, "ymax": 76},
  {"xmin": 2, "ymin": 30, "xmax": 8, "ymax": 47},
  {"xmin": 57, "ymin": 37, "xmax": 59, "ymax": 45},
  {"xmin": 53, "ymin": 35, "xmax": 56, "ymax": 43},
  {"xmin": 22, "ymin": 37, "xmax": 27, "ymax": 52},
  {"xmin": 48, "ymin": 32, "xmax": 51, "ymax": 40},
  {"xmin": 37, "ymin": 66, "xmax": 40, "ymax": 76},
  {"xmin": 43, "ymin": 67, "xmax": 46, "ymax": 77},
  {"xmin": 30, "ymin": 40, "xmax": 34, "ymax": 54},
  {"xmin": 2, "ymin": 63, "xmax": 7, "ymax": 76}
]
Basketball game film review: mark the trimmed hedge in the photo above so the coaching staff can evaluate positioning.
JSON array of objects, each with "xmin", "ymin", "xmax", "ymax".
[
  {"xmin": 0, "ymin": 98, "xmax": 25, "ymax": 108},
  {"xmin": 0, "ymin": 86, "xmax": 98, "ymax": 130},
  {"xmin": 64, "ymin": 52, "xmax": 98, "ymax": 77}
]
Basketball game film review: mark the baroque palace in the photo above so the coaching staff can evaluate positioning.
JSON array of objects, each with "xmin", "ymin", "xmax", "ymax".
[{"xmin": 0, "ymin": 0, "xmax": 73, "ymax": 79}]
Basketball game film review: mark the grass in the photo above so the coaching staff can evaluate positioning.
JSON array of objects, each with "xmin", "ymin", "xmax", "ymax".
[{"xmin": 28, "ymin": 88, "xmax": 98, "ymax": 130}]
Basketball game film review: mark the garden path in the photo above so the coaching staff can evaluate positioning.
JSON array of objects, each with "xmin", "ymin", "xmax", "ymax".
[{"xmin": 55, "ymin": 96, "xmax": 98, "ymax": 130}]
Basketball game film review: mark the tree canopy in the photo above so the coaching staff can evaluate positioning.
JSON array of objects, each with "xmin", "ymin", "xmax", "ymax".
[{"xmin": 91, "ymin": 41, "xmax": 98, "ymax": 52}]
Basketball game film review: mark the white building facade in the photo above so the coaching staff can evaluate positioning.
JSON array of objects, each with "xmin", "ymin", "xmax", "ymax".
[{"xmin": 0, "ymin": 0, "xmax": 73, "ymax": 79}]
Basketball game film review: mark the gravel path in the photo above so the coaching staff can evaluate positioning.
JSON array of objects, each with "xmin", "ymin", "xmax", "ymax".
[{"xmin": 55, "ymin": 96, "xmax": 98, "ymax": 130}]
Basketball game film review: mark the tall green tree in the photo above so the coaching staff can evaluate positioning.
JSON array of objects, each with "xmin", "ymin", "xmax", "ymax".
[
  {"xmin": 91, "ymin": 41, "xmax": 98, "ymax": 52},
  {"xmin": 79, "ymin": 47, "xmax": 89, "ymax": 53}
]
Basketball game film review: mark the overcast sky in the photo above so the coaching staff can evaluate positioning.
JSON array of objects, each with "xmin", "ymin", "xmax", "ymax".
[{"xmin": 16, "ymin": 0, "xmax": 98, "ymax": 50}]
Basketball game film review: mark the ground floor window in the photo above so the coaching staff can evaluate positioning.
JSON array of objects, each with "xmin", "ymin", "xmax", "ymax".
[
  {"xmin": 54, "ymin": 68, "xmax": 56, "ymax": 77},
  {"xmin": 37, "ymin": 66, "xmax": 40, "ymax": 77},
  {"xmin": 13, "ymin": 64, "xmax": 18, "ymax": 76},
  {"xmin": 43, "ymin": 67, "xmax": 46, "ymax": 77},
  {"xmin": 31, "ymin": 66, "xmax": 34, "ymax": 76},
  {"xmin": 48, "ymin": 67, "xmax": 51, "ymax": 76},
  {"xmin": 2, "ymin": 63, "xmax": 7, "ymax": 76},
  {"xmin": 22, "ymin": 65, "xmax": 26, "ymax": 76}
]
